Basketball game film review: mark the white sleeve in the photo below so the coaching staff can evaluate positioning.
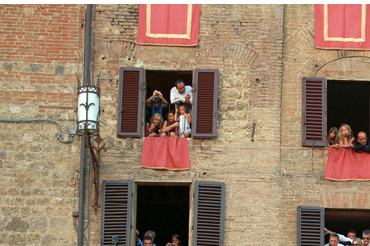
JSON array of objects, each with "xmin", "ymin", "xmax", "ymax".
[
  {"xmin": 336, "ymin": 233, "xmax": 352, "ymax": 243},
  {"xmin": 170, "ymin": 87, "xmax": 178, "ymax": 103},
  {"xmin": 185, "ymin": 86, "xmax": 193, "ymax": 104}
]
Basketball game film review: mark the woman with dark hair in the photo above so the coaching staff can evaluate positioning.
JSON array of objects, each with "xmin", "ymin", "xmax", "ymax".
[{"xmin": 165, "ymin": 234, "xmax": 182, "ymax": 246}]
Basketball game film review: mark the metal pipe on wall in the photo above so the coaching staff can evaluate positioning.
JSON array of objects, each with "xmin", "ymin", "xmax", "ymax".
[{"xmin": 78, "ymin": 4, "xmax": 92, "ymax": 246}]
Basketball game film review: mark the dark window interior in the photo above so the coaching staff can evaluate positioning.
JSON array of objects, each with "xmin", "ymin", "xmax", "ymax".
[
  {"xmin": 325, "ymin": 208, "xmax": 370, "ymax": 242},
  {"xmin": 146, "ymin": 70, "xmax": 193, "ymax": 105},
  {"xmin": 327, "ymin": 80, "xmax": 370, "ymax": 136},
  {"xmin": 137, "ymin": 185, "xmax": 189, "ymax": 246}
]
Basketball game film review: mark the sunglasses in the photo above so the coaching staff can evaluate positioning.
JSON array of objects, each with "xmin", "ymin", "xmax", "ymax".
[{"xmin": 363, "ymin": 237, "xmax": 370, "ymax": 240}]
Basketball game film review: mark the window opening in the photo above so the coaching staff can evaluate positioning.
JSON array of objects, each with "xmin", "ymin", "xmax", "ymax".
[
  {"xmin": 327, "ymin": 80, "xmax": 370, "ymax": 136},
  {"xmin": 136, "ymin": 185, "xmax": 190, "ymax": 246},
  {"xmin": 325, "ymin": 208, "xmax": 370, "ymax": 243},
  {"xmin": 145, "ymin": 70, "xmax": 193, "ymax": 126}
]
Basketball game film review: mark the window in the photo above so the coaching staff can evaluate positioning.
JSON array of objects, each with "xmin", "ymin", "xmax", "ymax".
[
  {"xmin": 302, "ymin": 77, "xmax": 370, "ymax": 147},
  {"xmin": 101, "ymin": 180, "xmax": 225, "ymax": 246},
  {"xmin": 117, "ymin": 68, "xmax": 219, "ymax": 138},
  {"xmin": 297, "ymin": 206, "xmax": 370, "ymax": 246},
  {"xmin": 136, "ymin": 185, "xmax": 190, "ymax": 246}
]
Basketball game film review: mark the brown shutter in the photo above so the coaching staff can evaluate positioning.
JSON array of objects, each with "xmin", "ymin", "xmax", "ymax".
[
  {"xmin": 297, "ymin": 206, "xmax": 324, "ymax": 246},
  {"xmin": 302, "ymin": 77, "xmax": 326, "ymax": 147},
  {"xmin": 193, "ymin": 181, "xmax": 225, "ymax": 246},
  {"xmin": 117, "ymin": 68, "xmax": 144, "ymax": 137},
  {"xmin": 192, "ymin": 69, "xmax": 219, "ymax": 138},
  {"xmin": 101, "ymin": 180, "xmax": 132, "ymax": 246}
]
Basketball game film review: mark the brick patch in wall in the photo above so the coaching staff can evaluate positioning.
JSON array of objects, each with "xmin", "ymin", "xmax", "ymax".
[{"xmin": 200, "ymin": 41, "xmax": 259, "ymax": 65}]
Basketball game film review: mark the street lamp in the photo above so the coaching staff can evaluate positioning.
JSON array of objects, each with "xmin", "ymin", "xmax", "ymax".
[{"xmin": 77, "ymin": 85, "xmax": 100, "ymax": 136}]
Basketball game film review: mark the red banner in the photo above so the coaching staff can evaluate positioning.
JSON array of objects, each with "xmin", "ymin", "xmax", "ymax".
[
  {"xmin": 138, "ymin": 4, "xmax": 200, "ymax": 46},
  {"xmin": 315, "ymin": 4, "xmax": 370, "ymax": 50},
  {"xmin": 325, "ymin": 148, "xmax": 370, "ymax": 181},
  {"xmin": 141, "ymin": 136, "xmax": 190, "ymax": 170}
]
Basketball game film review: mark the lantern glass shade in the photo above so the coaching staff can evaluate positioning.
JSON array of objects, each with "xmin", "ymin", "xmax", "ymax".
[{"xmin": 77, "ymin": 86, "xmax": 100, "ymax": 136}]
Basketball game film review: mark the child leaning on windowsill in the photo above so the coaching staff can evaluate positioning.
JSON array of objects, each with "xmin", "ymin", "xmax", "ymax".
[
  {"xmin": 327, "ymin": 126, "xmax": 339, "ymax": 148},
  {"xmin": 338, "ymin": 124, "xmax": 355, "ymax": 148}
]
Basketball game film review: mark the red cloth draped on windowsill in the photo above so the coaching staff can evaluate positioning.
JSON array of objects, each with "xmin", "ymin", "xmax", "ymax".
[
  {"xmin": 141, "ymin": 136, "xmax": 190, "ymax": 170},
  {"xmin": 325, "ymin": 148, "xmax": 370, "ymax": 181}
]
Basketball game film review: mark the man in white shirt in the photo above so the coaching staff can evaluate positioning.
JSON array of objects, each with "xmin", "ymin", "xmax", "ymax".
[{"xmin": 170, "ymin": 79, "xmax": 193, "ymax": 105}]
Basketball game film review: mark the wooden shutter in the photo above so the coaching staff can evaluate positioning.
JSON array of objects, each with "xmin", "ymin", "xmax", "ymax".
[
  {"xmin": 302, "ymin": 77, "xmax": 326, "ymax": 147},
  {"xmin": 117, "ymin": 68, "xmax": 144, "ymax": 137},
  {"xmin": 193, "ymin": 181, "xmax": 225, "ymax": 246},
  {"xmin": 101, "ymin": 180, "xmax": 132, "ymax": 246},
  {"xmin": 192, "ymin": 69, "xmax": 219, "ymax": 138},
  {"xmin": 297, "ymin": 206, "xmax": 324, "ymax": 246}
]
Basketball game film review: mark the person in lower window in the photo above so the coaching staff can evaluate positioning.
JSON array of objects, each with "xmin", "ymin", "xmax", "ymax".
[
  {"xmin": 325, "ymin": 228, "xmax": 357, "ymax": 245},
  {"xmin": 352, "ymin": 238, "xmax": 363, "ymax": 246},
  {"xmin": 327, "ymin": 127, "xmax": 339, "ymax": 148},
  {"xmin": 145, "ymin": 113, "xmax": 163, "ymax": 137},
  {"xmin": 136, "ymin": 230, "xmax": 157, "ymax": 246},
  {"xmin": 325, "ymin": 233, "xmax": 345, "ymax": 246},
  {"xmin": 338, "ymin": 124, "xmax": 355, "ymax": 148},
  {"xmin": 175, "ymin": 104, "xmax": 191, "ymax": 138},
  {"xmin": 165, "ymin": 234, "xmax": 182, "ymax": 246},
  {"xmin": 161, "ymin": 110, "xmax": 178, "ymax": 137}
]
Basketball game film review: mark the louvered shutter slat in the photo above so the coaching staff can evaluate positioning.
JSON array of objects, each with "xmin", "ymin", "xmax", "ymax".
[
  {"xmin": 101, "ymin": 181, "xmax": 132, "ymax": 246},
  {"xmin": 194, "ymin": 181, "xmax": 225, "ymax": 246},
  {"xmin": 302, "ymin": 77, "xmax": 326, "ymax": 146},
  {"xmin": 297, "ymin": 206, "xmax": 324, "ymax": 246},
  {"xmin": 193, "ymin": 69, "xmax": 219, "ymax": 138},
  {"xmin": 117, "ymin": 68, "xmax": 144, "ymax": 137}
]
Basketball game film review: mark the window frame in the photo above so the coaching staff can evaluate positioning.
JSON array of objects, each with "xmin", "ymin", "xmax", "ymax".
[{"xmin": 117, "ymin": 68, "xmax": 219, "ymax": 138}]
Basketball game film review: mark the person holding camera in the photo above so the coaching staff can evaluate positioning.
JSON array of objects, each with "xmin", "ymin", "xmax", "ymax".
[
  {"xmin": 146, "ymin": 90, "xmax": 168, "ymax": 123},
  {"xmin": 165, "ymin": 234, "xmax": 182, "ymax": 246}
]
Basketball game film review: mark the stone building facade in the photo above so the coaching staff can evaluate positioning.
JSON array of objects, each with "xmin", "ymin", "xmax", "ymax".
[{"xmin": 1, "ymin": 4, "xmax": 369, "ymax": 246}]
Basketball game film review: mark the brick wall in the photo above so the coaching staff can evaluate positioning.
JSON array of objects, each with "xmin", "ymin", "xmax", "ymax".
[
  {"xmin": 3, "ymin": 4, "xmax": 369, "ymax": 246},
  {"xmin": 0, "ymin": 4, "xmax": 84, "ymax": 245}
]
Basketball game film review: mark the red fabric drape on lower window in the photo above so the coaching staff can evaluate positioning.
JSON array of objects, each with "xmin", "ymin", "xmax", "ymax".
[
  {"xmin": 141, "ymin": 136, "xmax": 190, "ymax": 170},
  {"xmin": 325, "ymin": 148, "xmax": 370, "ymax": 181}
]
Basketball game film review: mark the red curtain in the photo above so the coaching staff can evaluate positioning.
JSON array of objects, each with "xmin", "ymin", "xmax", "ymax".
[
  {"xmin": 138, "ymin": 4, "xmax": 200, "ymax": 46},
  {"xmin": 141, "ymin": 136, "xmax": 190, "ymax": 170},
  {"xmin": 325, "ymin": 148, "xmax": 370, "ymax": 181},
  {"xmin": 315, "ymin": 4, "xmax": 370, "ymax": 50}
]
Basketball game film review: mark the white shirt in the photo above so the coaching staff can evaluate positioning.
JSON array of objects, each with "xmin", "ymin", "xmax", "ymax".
[{"xmin": 170, "ymin": 85, "xmax": 193, "ymax": 104}]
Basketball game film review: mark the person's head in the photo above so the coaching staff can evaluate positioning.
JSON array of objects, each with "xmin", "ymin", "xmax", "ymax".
[
  {"xmin": 152, "ymin": 95, "xmax": 162, "ymax": 109},
  {"xmin": 143, "ymin": 236, "xmax": 153, "ymax": 246},
  {"xmin": 347, "ymin": 230, "xmax": 357, "ymax": 239},
  {"xmin": 151, "ymin": 113, "xmax": 163, "ymax": 127},
  {"xmin": 175, "ymin": 79, "xmax": 185, "ymax": 94},
  {"xmin": 171, "ymin": 234, "xmax": 182, "ymax": 246},
  {"xmin": 329, "ymin": 233, "xmax": 340, "ymax": 246},
  {"xmin": 352, "ymin": 238, "xmax": 363, "ymax": 246},
  {"xmin": 329, "ymin": 127, "xmax": 338, "ymax": 139},
  {"xmin": 178, "ymin": 104, "xmax": 188, "ymax": 115},
  {"xmin": 167, "ymin": 110, "xmax": 175, "ymax": 123},
  {"xmin": 362, "ymin": 229, "xmax": 370, "ymax": 246},
  {"xmin": 338, "ymin": 124, "xmax": 352, "ymax": 139},
  {"xmin": 144, "ymin": 230, "xmax": 156, "ymax": 242},
  {"xmin": 357, "ymin": 132, "xmax": 368, "ymax": 145}
]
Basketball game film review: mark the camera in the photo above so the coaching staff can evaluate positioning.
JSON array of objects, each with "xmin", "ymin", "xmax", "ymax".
[
  {"xmin": 155, "ymin": 90, "xmax": 160, "ymax": 95},
  {"xmin": 152, "ymin": 95, "xmax": 160, "ymax": 103}
]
